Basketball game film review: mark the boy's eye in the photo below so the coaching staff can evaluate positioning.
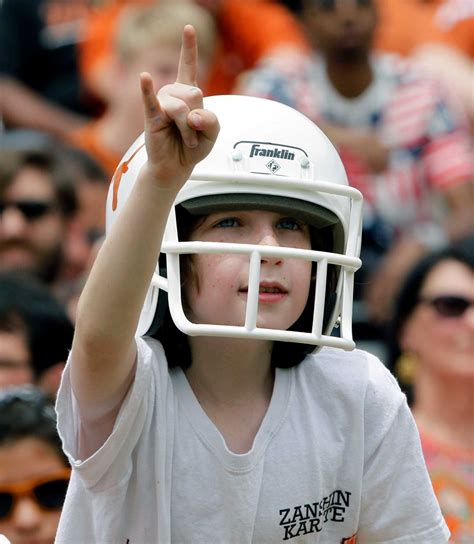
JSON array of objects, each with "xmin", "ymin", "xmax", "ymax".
[
  {"xmin": 215, "ymin": 217, "xmax": 240, "ymax": 228},
  {"xmin": 277, "ymin": 217, "xmax": 303, "ymax": 231}
]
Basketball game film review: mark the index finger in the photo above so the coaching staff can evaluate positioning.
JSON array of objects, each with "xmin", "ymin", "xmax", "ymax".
[{"xmin": 176, "ymin": 24, "xmax": 198, "ymax": 86}]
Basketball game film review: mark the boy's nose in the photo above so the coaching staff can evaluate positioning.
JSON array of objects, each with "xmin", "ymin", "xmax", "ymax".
[
  {"xmin": 258, "ymin": 230, "xmax": 283, "ymax": 265},
  {"xmin": 258, "ymin": 230, "xmax": 280, "ymax": 247}
]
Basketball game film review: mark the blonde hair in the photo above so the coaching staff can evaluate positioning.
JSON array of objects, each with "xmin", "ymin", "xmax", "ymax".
[{"xmin": 116, "ymin": 2, "xmax": 217, "ymax": 64}]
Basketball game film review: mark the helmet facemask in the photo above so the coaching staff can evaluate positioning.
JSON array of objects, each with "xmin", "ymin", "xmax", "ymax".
[{"xmin": 150, "ymin": 200, "xmax": 343, "ymax": 369}]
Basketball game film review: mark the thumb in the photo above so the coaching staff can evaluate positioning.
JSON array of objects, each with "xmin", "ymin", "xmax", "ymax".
[{"xmin": 188, "ymin": 108, "xmax": 220, "ymax": 146}]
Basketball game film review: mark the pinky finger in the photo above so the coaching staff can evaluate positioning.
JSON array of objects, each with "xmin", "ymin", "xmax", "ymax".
[{"xmin": 140, "ymin": 72, "xmax": 165, "ymax": 129}]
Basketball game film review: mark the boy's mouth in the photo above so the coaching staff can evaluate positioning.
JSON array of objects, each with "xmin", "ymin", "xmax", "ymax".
[{"xmin": 239, "ymin": 282, "xmax": 288, "ymax": 294}]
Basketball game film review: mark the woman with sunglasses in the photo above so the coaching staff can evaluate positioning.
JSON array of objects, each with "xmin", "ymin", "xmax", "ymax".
[
  {"xmin": 389, "ymin": 236, "xmax": 474, "ymax": 541},
  {"xmin": 0, "ymin": 386, "xmax": 70, "ymax": 544}
]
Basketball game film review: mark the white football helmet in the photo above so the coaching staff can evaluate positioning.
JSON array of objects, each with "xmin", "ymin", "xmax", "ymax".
[{"xmin": 106, "ymin": 95, "xmax": 363, "ymax": 351}]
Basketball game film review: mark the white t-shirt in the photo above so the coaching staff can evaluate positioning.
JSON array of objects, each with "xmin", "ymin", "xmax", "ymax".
[{"xmin": 55, "ymin": 337, "xmax": 449, "ymax": 543}]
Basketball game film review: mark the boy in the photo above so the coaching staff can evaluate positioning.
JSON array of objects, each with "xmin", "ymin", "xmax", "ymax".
[{"xmin": 55, "ymin": 26, "xmax": 449, "ymax": 543}]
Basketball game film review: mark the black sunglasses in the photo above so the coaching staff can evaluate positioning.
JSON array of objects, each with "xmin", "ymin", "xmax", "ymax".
[
  {"xmin": 0, "ymin": 200, "xmax": 56, "ymax": 221},
  {"xmin": 0, "ymin": 469, "xmax": 70, "ymax": 519},
  {"xmin": 420, "ymin": 295, "xmax": 474, "ymax": 318}
]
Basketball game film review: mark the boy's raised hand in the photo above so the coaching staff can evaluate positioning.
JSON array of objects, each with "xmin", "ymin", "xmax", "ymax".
[{"xmin": 139, "ymin": 25, "xmax": 219, "ymax": 188}]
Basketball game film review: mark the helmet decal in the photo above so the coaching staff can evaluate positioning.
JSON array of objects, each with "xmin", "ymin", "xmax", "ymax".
[
  {"xmin": 233, "ymin": 141, "xmax": 309, "ymax": 177},
  {"xmin": 111, "ymin": 142, "xmax": 146, "ymax": 211}
]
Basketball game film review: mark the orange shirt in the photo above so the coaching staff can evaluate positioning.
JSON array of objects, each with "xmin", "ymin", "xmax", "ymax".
[
  {"xmin": 437, "ymin": 15, "xmax": 474, "ymax": 59},
  {"xmin": 68, "ymin": 120, "xmax": 121, "ymax": 179},
  {"xmin": 374, "ymin": 0, "xmax": 474, "ymax": 58},
  {"xmin": 420, "ymin": 431, "xmax": 474, "ymax": 542}
]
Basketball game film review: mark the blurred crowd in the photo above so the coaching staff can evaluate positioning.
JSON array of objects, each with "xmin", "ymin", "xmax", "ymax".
[{"xmin": 0, "ymin": 0, "xmax": 472, "ymax": 542}]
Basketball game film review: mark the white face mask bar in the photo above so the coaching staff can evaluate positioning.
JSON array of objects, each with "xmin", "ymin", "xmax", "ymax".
[
  {"xmin": 160, "ymin": 241, "xmax": 361, "ymax": 350},
  {"xmin": 146, "ymin": 172, "xmax": 363, "ymax": 350}
]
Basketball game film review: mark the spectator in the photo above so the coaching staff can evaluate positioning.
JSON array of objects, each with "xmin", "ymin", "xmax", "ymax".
[
  {"xmin": 0, "ymin": 385, "xmax": 70, "ymax": 544},
  {"xmin": 68, "ymin": 1, "xmax": 217, "ymax": 177},
  {"xmin": 239, "ymin": 0, "xmax": 473, "ymax": 325},
  {"xmin": 0, "ymin": 148, "xmax": 91, "ymax": 291},
  {"xmin": 0, "ymin": 0, "xmax": 96, "ymax": 140},
  {"xmin": 388, "ymin": 236, "xmax": 474, "ymax": 540},
  {"xmin": 0, "ymin": 272, "xmax": 74, "ymax": 399}
]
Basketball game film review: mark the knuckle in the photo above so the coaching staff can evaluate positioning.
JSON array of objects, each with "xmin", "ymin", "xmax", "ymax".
[{"xmin": 174, "ymin": 101, "xmax": 189, "ymax": 118}]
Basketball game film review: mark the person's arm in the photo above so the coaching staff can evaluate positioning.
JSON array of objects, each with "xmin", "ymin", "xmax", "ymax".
[
  {"xmin": 0, "ymin": 0, "xmax": 87, "ymax": 137},
  {"xmin": 0, "ymin": 77, "xmax": 87, "ymax": 138},
  {"xmin": 69, "ymin": 26, "xmax": 219, "ymax": 456},
  {"xmin": 412, "ymin": 44, "xmax": 474, "ymax": 133},
  {"xmin": 318, "ymin": 122, "xmax": 389, "ymax": 174},
  {"xmin": 442, "ymin": 181, "xmax": 474, "ymax": 240}
]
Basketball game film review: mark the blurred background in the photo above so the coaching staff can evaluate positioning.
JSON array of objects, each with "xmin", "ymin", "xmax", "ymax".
[{"xmin": 0, "ymin": 1, "xmax": 472, "ymax": 541}]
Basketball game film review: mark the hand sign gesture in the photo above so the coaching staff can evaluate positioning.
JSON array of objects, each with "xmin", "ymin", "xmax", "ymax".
[{"xmin": 139, "ymin": 25, "xmax": 220, "ymax": 189}]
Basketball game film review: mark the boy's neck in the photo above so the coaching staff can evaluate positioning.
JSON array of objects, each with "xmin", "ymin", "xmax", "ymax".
[
  {"xmin": 186, "ymin": 337, "xmax": 274, "ymax": 405},
  {"xmin": 185, "ymin": 337, "xmax": 275, "ymax": 455}
]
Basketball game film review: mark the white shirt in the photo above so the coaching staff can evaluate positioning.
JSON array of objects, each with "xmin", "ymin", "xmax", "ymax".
[{"xmin": 55, "ymin": 337, "xmax": 449, "ymax": 543}]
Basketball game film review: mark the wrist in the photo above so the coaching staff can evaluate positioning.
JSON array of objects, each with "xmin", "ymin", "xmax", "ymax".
[{"xmin": 137, "ymin": 161, "xmax": 191, "ymax": 196}]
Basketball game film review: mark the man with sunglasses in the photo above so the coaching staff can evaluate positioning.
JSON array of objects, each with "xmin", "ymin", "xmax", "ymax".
[
  {"xmin": 241, "ymin": 0, "xmax": 473, "ymax": 326},
  {"xmin": 0, "ymin": 148, "xmax": 84, "ymax": 291},
  {"xmin": 0, "ymin": 386, "xmax": 70, "ymax": 543}
]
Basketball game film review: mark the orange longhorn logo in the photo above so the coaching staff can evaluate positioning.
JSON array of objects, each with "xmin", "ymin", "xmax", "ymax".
[{"xmin": 111, "ymin": 143, "xmax": 146, "ymax": 211}]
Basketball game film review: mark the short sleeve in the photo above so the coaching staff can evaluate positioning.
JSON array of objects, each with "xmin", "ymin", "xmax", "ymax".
[
  {"xmin": 55, "ymin": 337, "xmax": 168, "ymax": 490},
  {"xmin": 358, "ymin": 355, "xmax": 450, "ymax": 542}
]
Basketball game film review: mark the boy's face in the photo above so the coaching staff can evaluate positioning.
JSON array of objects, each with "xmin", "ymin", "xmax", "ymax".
[
  {"xmin": 0, "ymin": 437, "xmax": 67, "ymax": 544},
  {"xmin": 185, "ymin": 210, "xmax": 313, "ymax": 331}
]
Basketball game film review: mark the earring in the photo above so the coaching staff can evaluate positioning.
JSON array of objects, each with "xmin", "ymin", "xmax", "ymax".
[{"xmin": 395, "ymin": 352, "xmax": 419, "ymax": 385}]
